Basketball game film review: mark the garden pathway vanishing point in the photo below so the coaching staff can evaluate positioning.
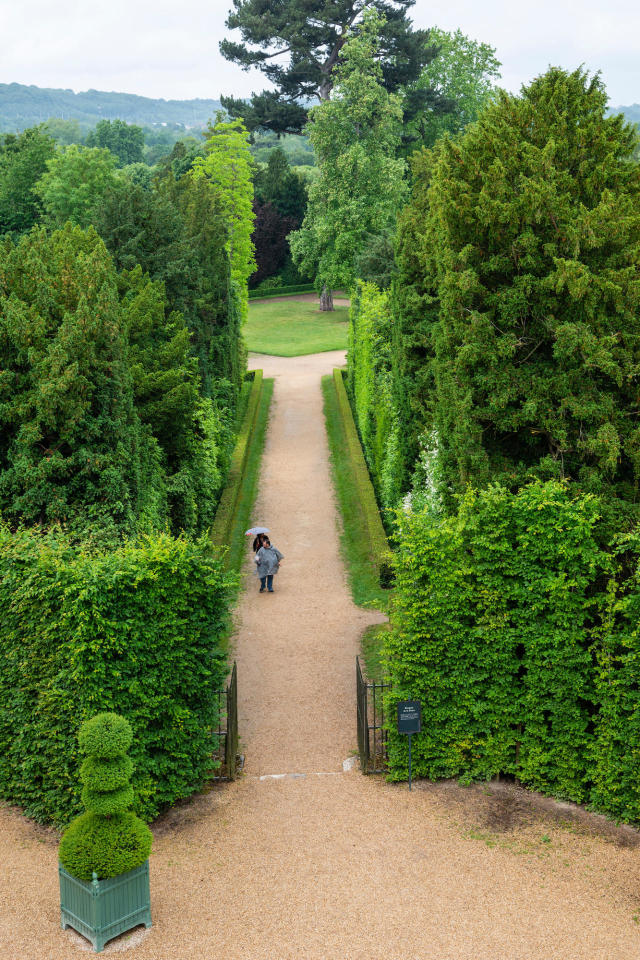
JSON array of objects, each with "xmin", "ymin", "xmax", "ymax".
[{"xmin": 2, "ymin": 349, "xmax": 640, "ymax": 959}]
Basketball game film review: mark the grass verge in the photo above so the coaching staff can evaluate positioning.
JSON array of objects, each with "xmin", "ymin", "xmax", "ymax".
[
  {"xmin": 360, "ymin": 623, "xmax": 390, "ymax": 683},
  {"xmin": 246, "ymin": 298, "xmax": 348, "ymax": 356},
  {"xmin": 224, "ymin": 377, "xmax": 274, "ymax": 578},
  {"xmin": 322, "ymin": 374, "xmax": 389, "ymax": 612}
]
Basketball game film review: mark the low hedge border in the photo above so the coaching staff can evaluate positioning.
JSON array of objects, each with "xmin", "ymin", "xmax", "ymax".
[
  {"xmin": 248, "ymin": 284, "xmax": 316, "ymax": 300},
  {"xmin": 332, "ymin": 368, "xmax": 392, "ymax": 586},
  {"xmin": 210, "ymin": 370, "xmax": 264, "ymax": 555}
]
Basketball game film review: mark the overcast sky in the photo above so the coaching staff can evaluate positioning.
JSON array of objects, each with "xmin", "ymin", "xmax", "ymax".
[{"xmin": 1, "ymin": 0, "xmax": 637, "ymax": 107}]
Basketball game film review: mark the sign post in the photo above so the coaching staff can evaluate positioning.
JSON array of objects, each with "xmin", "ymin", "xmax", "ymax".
[{"xmin": 397, "ymin": 700, "xmax": 421, "ymax": 790}]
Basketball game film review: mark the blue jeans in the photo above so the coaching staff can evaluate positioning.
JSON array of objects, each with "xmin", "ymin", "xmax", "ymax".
[{"xmin": 260, "ymin": 575, "xmax": 274, "ymax": 591}]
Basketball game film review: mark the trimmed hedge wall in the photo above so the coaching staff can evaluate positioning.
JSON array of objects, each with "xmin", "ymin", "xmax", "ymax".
[
  {"xmin": 210, "ymin": 370, "xmax": 263, "ymax": 554},
  {"xmin": 0, "ymin": 528, "xmax": 232, "ymax": 825},
  {"xmin": 248, "ymin": 283, "xmax": 315, "ymax": 300},
  {"xmin": 385, "ymin": 482, "xmax": 615, "ymax": 805},
  {"xmin": 332, "ymin": 367, "xmax": 391, "ymax": 586},
  {"xmin": 346, "ymin": 281, "xmax": 404, "ymax": 513}
]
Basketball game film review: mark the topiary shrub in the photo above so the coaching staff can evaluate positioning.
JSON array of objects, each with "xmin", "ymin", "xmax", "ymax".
[{"xmin": 59, "ymin": 713, "xmax": 152, "ymax": 881}]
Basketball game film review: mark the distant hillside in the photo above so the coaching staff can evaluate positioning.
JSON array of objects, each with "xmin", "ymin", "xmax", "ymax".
[
  {"xmin": 611, "ymin": 104, "xmax": 640, "ymax": 125},
  {"xmin": 0, "ymin": 82, "xmax": 222, "ymax": 132}
]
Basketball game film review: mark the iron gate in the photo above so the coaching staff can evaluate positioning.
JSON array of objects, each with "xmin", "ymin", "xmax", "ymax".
[
  {"xmin": 356, "ymin": 656, "xmax": 391, "ymax": 773},
  {"xmin": 215, "ymin": 661, "xmax": 239, "ymax": 780}
]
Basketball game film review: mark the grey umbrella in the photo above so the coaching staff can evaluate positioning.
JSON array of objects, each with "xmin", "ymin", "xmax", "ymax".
[{"xmin": 245, "ymin": 526, "xmax": 270, "ymax": 536}]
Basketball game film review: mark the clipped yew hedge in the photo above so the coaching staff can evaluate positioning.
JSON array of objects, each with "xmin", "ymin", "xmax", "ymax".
[
  {"xmin": 210, "ymin": 369, "xmax": 263, "ymax": 555},
  {"xmin": 0, "ymin": 527, "xmax": 233, "ymax": 825},
  {"xmin": 333, "ymin": 367, "xmax": 392, "ymax": 586},
  {"xmin": 385, "ymin": 481, "xmax": 619, "ymax": 806}
]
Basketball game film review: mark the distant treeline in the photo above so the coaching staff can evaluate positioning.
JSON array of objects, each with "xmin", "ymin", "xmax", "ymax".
[{"xmin": 0, "ymin": 82, "xmax": 222, "ymax": 131}]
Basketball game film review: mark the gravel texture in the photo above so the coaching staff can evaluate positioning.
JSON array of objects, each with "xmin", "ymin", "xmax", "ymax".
[{"xmin": 2, "ymin": 349, "xmax": 640, "ymax": 959}]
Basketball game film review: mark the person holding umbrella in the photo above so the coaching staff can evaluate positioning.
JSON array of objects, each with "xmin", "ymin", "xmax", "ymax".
[
  {"xmin": 245, "ymin": 526, "xmax": 284, "ymax": 592},
  {"xmin": 254, "ymin": 537, "xmax": 283, "ymax": 593}
]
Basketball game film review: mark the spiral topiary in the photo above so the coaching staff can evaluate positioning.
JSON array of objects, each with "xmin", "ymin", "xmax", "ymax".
[{"xmin": 59, "ymin": 713, "xmax": 152, "ymax": 881}]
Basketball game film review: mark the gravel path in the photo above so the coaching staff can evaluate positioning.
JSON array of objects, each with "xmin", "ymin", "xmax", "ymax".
[{"xmin": 2, "ymin": 349, "xmax": 640, "ymax": 959}]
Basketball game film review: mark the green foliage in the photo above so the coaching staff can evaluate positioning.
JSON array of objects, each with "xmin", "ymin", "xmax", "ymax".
[
  {"xmin": 0, "ymin": 528, "xmax": 233, "ymax": 824},
  {"xmin": 385, "ymin": 481, "xmax": 606, "ymax": 801},
  {"xmin": 590, "ymin": 541, "xmax": 640, "ymax": 821},
  {"xmin": 388, "ymin": 146, "xmax": 439, "ymax": 498},
  {"xmin": 289, "ymin": 10, "xmax": 406, "ymax": 294},
  {"xmin": 77, "ymin": 713, "xmax": 137, "ymax": 822},
  {"xmin": 0, "ymin": 126, "xmax": 55, "ymax": 235},
  {"xmin": 90, "ymin": 168, "xmax": 243, "ymax": 404},
  {"xmin": 120, "ymin": 266, "xmax": 232, "ymax": 534},
  {"xmin": 392, "ymin": 68, "xmax": 640, "ymax": 530},
  {"xmin": 86, "ymin": 119, "xmax": 145, "ymax": 167},
  {"xmin": 347, "ymin": 282, "xmax": 402, "ymax": 512},
  {"xmin": 248, "ymin": 283, "xmax": 315, "ymax": 300},
  {"xmin": 250, "ymin": 132, "xmax": 315, "ymax": 167},
  {"xmin": 211, "ymin": 371, "xmax": 263, "ymax": 553},
  {"xmin": 332, "ymin": 368, "xmax": 391, "ymax": 586},
  {"xmin": 322, "ymin": 375, "xmax": 389, "ymax": 610},
  {"xmin": 80, "ymin": 757, "xmax": 134, "ymax": 793},
  {"xmin": 59, "ymin": 811, "xmax": 152, "ymax": 882},
  {"xmin": 34, "ymin": 144, "xmax": 119, "ymax": 229},
  {"xmin": 221, "ymin": 375, "xmax": 276, "ymax": 578},
  {"xmin": 79, "ymin": 713, "xmax": 133, "ymax": 760},
  {"xmin": 82, "ymin": 784, "xmax": 135, "ymax": 816},
  {"xmin": 254, "ymin": 148, "xmax": 307, "ymax": 222},
  {"xmin": 404, "ymin": 27, "xmax": 501, "ymax": 150},
  {"xmin": 192, "ymin": 115, "xmax": 255, "ymax": 323},
  {"xmin": 0, "ymin": 224, "xmax": 148, "ymax": 533},
  {"xmin": 220, "ymin": 0, "xmax": 435, "ymax": 134}
]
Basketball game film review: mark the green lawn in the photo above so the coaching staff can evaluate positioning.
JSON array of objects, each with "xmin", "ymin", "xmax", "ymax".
[{"xmin": 245, "ymin": 298, "xmax": 349, "ymax": 356}]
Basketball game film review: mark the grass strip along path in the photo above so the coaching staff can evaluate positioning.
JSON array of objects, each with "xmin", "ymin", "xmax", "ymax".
[{"xmin": 2, "ymin": 348, "xmax": 640, "ymax": 958}]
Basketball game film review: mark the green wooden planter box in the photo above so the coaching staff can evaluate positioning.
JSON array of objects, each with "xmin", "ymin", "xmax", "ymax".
[{"xmin": 59, "ymin": 861, "xmax": 151, "ymax": 952}]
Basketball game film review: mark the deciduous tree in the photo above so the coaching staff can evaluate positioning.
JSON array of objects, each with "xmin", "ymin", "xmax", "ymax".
[
  {"xmin": 289, "ymin": 9, "xmax": 406, "ymax": 308},
  {"xmin": 0, "ymin": 126, "xmax": 55, "ymax": 235},
  {"xmin": 192, "ymin": 115, "xmax": 255, "ymax": 320},
  {"xmin": 86, "ymin": 119, "xmax": 145, "ymax": 166},
  {"xmin": 403, "ymin": 27, "xmax": 501, "ymax": 150},
  {"xmin": 34, "ymin": 145, "xmax": 119, "ymax": 229}
]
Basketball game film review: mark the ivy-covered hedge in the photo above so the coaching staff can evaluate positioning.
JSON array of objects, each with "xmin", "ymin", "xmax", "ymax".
[
  {"xmin": 346, "ymin": 281, "xmax": 404, "ymax": 513},
  {"xmin": 332, "ymin": 367, "xmax": 391, "ymax": 586},
  {"xmin": 0, "ymin": 527, "xmax": 233, "ymax": 825},
  {"xmin": 385, "ymin": 481, "xmax": 620, "ymax": 806}
]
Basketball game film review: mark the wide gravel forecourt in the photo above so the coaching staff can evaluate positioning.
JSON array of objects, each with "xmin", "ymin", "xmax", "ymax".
[{"xmin": 1, "ymin": 350, "xmax": 640, "ymax": 959}]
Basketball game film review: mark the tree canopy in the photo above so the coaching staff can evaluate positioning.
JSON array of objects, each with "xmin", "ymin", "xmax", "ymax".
[
  {"xmin": 192, "ymin": 115, "xmax": 255, "ymax": 321},
  {"xmin": 86, "ymin": 119, "xmax": 145, "ymax": 167},
  {"xmin": 395, "ymin": 67, "xmax": 640, "ymax": 530},
  {"xmin": 290, "ymin": 10, "xmax": 406, "ymax": 302},
  {"xmin": 220, "ymin": 0, "xmax": 435, "ymax": 134},
  {"xmin": 0, "ymin": 127, "xmax": 54, "ymax": 236},
  {"xmin": 34, "ymin": 145, "xmax": 119, "ymax": 229},
  {"xmin": 403, "ymin": 27, "xmax": 501, "ymax": 150}
]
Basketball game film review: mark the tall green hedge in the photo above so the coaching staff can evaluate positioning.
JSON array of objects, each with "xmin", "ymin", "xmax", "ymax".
[
  {"xmin": 591, "ymin": 547, "xmax": 640, "ymax": 822},
  {"xmin": 385, "ymin": 481, "xmax": 609, "ymax": 803},
  {"xmin": 346, "ymin": 281, "xmax": 404, "ymax": 513},
  {"xmin": 0, "ymin": 527, "xmax": 233, "ymax": 825}
]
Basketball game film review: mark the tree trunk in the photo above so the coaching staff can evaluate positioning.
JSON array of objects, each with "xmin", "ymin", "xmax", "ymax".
[{"xmin": 319, "ymin": 285, "xmax": 334, "ymax": 312}]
